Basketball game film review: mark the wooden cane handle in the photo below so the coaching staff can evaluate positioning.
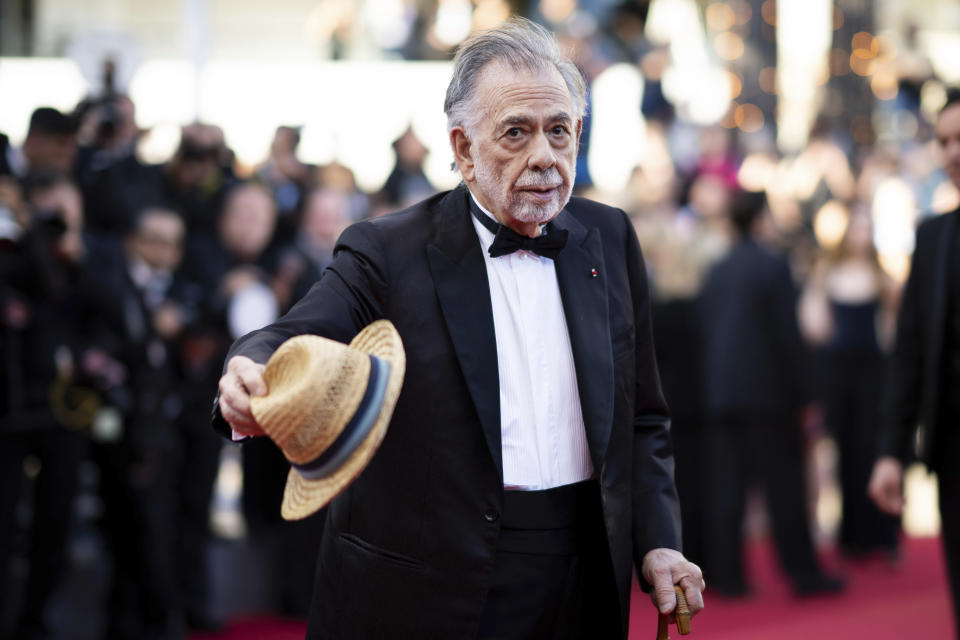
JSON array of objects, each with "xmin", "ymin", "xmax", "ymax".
[{"xmin": 674, "ymin": 585, "xmax": 691, "ymax": 635}]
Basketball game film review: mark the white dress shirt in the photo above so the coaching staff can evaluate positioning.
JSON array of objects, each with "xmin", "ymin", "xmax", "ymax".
[{"xmin": 468, "ymin": 192, "xmax": 594, "ymax": 490}]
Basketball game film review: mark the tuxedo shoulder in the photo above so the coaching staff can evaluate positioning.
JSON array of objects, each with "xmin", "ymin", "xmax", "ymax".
[{"xmin": 363, "ymin": 189, "xmax": 454, "ymax": 231}]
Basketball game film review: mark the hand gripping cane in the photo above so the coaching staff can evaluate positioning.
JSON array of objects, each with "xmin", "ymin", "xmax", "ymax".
[{"xmin": 655, "ymin": 585, "xmax": 692, "ymax": 640}]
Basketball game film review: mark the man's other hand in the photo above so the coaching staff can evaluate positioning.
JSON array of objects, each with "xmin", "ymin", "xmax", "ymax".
[
  {"xmin": 868, "ymin": 456, "xmax": 905, "ymax": 516},
  {"xmin": 218, "ymin": 355, "xmax": 267, "ymax": 437},
  {"xmin": 642, "ymin": 548, "xmax": 705, "ymax": 619}
]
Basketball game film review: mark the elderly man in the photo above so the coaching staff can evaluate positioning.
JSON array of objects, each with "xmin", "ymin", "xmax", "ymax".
[{"xmin": 216, "ymin": 18, "xmax": 703, "ymax": 639}]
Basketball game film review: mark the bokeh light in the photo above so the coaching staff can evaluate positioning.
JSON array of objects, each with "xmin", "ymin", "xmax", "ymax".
[
  {"xmin": 728, "ymin": 0, "xmax": 752, "ymax": 26},
  {"xmin": 539, "ymin": 0, "xmax": 577, "ymax": 26},
  {"xmin": 872, "ymin": 176, "xmax": 918, "ymax": 283},
  {"xmin": 760, "ymin": 0, "xmax": 776, "ymax": 27},
  {"xmin": 734, "ymin": 103, "xmax": 764, "ymax": 132},
  {"xmin": 705, "ymin": 2, "xmax": 736, "ymax": 31},
  {"xmin": 813, "ymin": 200, "xmax": 850, "ymax": 252},
  {"xmin": 737, "ymin": 152, "xmax": 778, "ymax": 192},
  {"xmin": 758, "ymin": 66, "xmax": 777, "ymax": 94},
  {"xmin": 587, "ymin": 63, "xmax": 646, "ymax": 194},
  {"xmin": 851, "ymin": 31, "xmax": 876, "ymax": 55},
  {"xmin": 832, "ymin": 6, "xmax": 844, "ymax": 30},
  {"xmin": 727, "ymin": 70, "xmax": 743, "ymax": 99},
  {"xmin": 849, "ymin": 52, "xmax": 875, "ymax": 77},
  {"xmin": 871, "ymin": 71, "xmax": 899, "ymax": 101},
  {"xmin": 714, "ymin": 31, "xmax": 745, "ymax": 60}
]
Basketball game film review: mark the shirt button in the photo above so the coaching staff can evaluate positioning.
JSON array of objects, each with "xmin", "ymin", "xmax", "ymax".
[{"xmin": 483, "ymin": 509, "xmax": 499, "ymax": 523}]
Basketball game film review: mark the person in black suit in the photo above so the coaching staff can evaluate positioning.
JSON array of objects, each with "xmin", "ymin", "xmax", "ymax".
[
  {"xmin": 0, "ymin": 172, "xmax": 98, "ymax": 640},
  {"xmin": 870, "ymin": 90, "xmax": 960, "ymax": 636},
  {"xmin": 88, "ymin": 206, "xmax": 200, "ymax": 639},
  {"xmin": 215, "ymin": 17, "xmax": 703, "ymax": 640},
  {"xmin": 699, "ymin": 189, "xmax": 844, "ymax": 598}
]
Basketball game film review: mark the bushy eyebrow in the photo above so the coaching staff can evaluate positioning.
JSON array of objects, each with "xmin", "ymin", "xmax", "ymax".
[{"xmin": 498, "ymin": 112, "xmax": 573, "ymax": 129}]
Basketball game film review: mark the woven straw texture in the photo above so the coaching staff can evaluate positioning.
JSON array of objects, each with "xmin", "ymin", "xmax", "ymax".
[
  {"xmin": 251, "ymin": 335, "xmax": 370, "ymax": 465},
  {"xmin": 251, "ymin": 320, "xmax": 405, "ymax": 521}
]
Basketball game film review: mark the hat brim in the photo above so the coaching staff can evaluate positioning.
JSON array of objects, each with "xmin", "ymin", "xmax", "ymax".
[{"xmin": 280, "ymin": 320, "xmax": 405, "ymax": 521}]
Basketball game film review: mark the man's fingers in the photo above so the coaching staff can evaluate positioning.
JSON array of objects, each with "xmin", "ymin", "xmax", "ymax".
[
  {"xmin": 218, "ymin": 356, "xmax": 268, "ymax": 435},
  {"xmin": 679, "ymin": 576, "xmax": 705, "ymax": 616},
  {"xmin": 229, "ymin": 357, "xmax": 267, "ymax": 397},
  {"xmin": 239, "ymin": 370, "xmax": 266, "ymax": 397},
  {"xmin": 642, "ymin": 548, "xmax": 706, "ymax": 618},
  {"xmin": 652, "ymin": 569, "xmax": 678, "ymax": 614}
]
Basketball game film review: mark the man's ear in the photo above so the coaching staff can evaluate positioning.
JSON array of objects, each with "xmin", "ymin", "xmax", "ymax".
[
  {"xmin": 575, "ymin": 118, "xmax": 583, "ymax": 152},
  {"xmin": 449, "ymin": 127, "xmax": 475, "ymax": 182}
]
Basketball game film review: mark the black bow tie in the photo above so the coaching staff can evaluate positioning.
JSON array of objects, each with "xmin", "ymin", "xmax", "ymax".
[{"xmin": 468, "ymin": 196, "xmax": 568, "ymax": 260}]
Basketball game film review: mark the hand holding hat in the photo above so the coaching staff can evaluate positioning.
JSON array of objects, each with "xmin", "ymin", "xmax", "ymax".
[
  {"xmin": 218, "ymin": 356, "xmax": 267, "ymax": 438},
  {"xmin": 249, "ymin": 320, "xmax": 405, "ymax": 520}
]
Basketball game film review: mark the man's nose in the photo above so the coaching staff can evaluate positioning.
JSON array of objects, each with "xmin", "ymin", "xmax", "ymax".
[{"xmin": 527, "ymin": 133, "xmax": 556, "ymax": 171}]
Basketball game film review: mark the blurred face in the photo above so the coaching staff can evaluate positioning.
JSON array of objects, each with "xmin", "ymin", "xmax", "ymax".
[
  {"xmin": 451, "ymin": 61, "xmax": 580, "ymax": 233},
  {"xmin": 303, "ymin": 190, "xmax": 348, "ymax": 246},
  {"xmin": 171, "ymin": 124, "xmax": 224, "ymax": 189},
  {"xmin": 689, "ymin": 174, "xmax": 730, "ymax": 219},
  {"xmin": 23, "ymin": 133, "xmax": 77, "ymax": 173},
  {"xmin": 395, "ymin": 129, "xmax": 428, "ymax": 170},
  {"xmin": 131, "ymin": 210, "xmax": 184, "ymax": 272},
  {"xmin": 219, "ymin": 186, "xmax": 276, "ymax": 261},
  {"xmin": 936, "ymin": 103, "xmax": 960, "ymax": 189},
  {"xmin": 30, "ymin": 183, "xmax": 83, "ymax": 261},
  {"xmin": 271, "ymin": 127, "xmax": 298, "ymax": 156}
]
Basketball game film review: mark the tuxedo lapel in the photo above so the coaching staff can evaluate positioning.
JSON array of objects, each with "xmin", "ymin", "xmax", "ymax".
[
  {"xmin": 427, "ymin": 188, "xmax": 503, "ymax": 478},
  {"xmin": 551, "ymin": 210, "xmax": 614, "ymax": 472}
]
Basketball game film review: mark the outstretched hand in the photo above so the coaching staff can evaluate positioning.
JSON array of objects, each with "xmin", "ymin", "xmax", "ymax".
[
  {"xmin": 217, "ymin": 355, "xmax": 267, "ymax": 437},
  {"xmin": 642, "ymin": 548, "xmax": 706, "ymax": 620}
]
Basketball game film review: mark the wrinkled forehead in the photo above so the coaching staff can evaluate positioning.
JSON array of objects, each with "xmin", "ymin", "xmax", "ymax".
[{"xmin": 473, "ymin": 60, "xmax": 574, "ymax": 117}]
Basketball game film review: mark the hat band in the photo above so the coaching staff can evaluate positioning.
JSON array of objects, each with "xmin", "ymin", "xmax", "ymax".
[{"xmin": 293, "ymin": 355, "xmax": 391, "ymax": 481}]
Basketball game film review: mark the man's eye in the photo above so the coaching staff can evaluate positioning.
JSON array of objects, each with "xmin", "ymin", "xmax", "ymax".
[
  {"xmin": 551, "ymin": 126, "xmax": 568, "ymax": 136},
  {"xmin": 506, "ymin": 128, "xmax": 522, "ymax": 137}
]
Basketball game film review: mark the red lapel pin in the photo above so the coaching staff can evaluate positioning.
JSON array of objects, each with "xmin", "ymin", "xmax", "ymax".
[{"xmin": 591, "ymin": 268, "xmax": 598, "ymax": 278}]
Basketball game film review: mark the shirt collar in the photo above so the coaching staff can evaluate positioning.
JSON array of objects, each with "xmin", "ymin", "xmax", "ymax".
[
  {"xmin": 467, "ymin": 189, "xmax": 497, "ymax": 248},
  {"xmin": 466, "ymin": 188, "xmax": 547, "ymax": 250}
]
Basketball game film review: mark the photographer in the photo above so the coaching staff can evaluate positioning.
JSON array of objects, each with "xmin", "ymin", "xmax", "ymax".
[
  {"xmin": 87, "ymin": 205, "xmax": 204, "ymax": 639},
  {"xmin": 75, "ymin": 92, "xmax": 147, "ymax": 238},
  {"xmin": 6, "ymin": 108, "xmax": 79, "ymax": 179},
  {"xmin": 0, "ymin": 171, "xmax": 102, "ymax": 639}
]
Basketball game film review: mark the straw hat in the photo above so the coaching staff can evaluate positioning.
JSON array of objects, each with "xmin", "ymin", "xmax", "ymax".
[{"xmin": 250, "ymin": 320, "xmax": 405, "ymax": 520}]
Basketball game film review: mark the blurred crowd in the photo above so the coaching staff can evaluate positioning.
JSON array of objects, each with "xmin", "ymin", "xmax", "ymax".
[
  {"xmin": 0, "ymin": 87, "xmax": 437, "ymax": 638},
  {"xmin": 2, "ymin": 5, "xmax": 959, "ymax": 640}
]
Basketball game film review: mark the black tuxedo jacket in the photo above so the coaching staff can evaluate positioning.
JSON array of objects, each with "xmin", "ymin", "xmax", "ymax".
[
  {"xmin": 881, "ymin": 208, "xmax": 959, "ymax": 471},
  {"xmin": 220, "ymin": 185, "xmax": 681, "ymax": 638}
]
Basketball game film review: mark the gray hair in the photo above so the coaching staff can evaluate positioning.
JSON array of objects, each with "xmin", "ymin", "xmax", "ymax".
[{"xmin": 444, "ymin": 17, "xmax": 587, "ymax": 134}]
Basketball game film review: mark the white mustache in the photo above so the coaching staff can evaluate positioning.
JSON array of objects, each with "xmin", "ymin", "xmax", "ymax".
[{"xmin": 516, "ymin": 169, "xmax": 562, "ymax": 189}]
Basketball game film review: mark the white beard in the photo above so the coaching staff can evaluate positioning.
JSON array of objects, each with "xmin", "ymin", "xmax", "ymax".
[{"xmin": 473, "ymin": 158, "xmax": 574, "ymax": 225}]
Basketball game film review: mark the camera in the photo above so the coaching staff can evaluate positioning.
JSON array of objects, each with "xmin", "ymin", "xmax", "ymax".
[{"xmin": 33, "ymin": 207, "xmax": 68, "ymax": 238}]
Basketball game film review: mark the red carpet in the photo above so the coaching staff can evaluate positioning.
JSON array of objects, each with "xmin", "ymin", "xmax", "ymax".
[{"xmin": 194, "ymin": 536, "xmax": 954, "ymax": 639}]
